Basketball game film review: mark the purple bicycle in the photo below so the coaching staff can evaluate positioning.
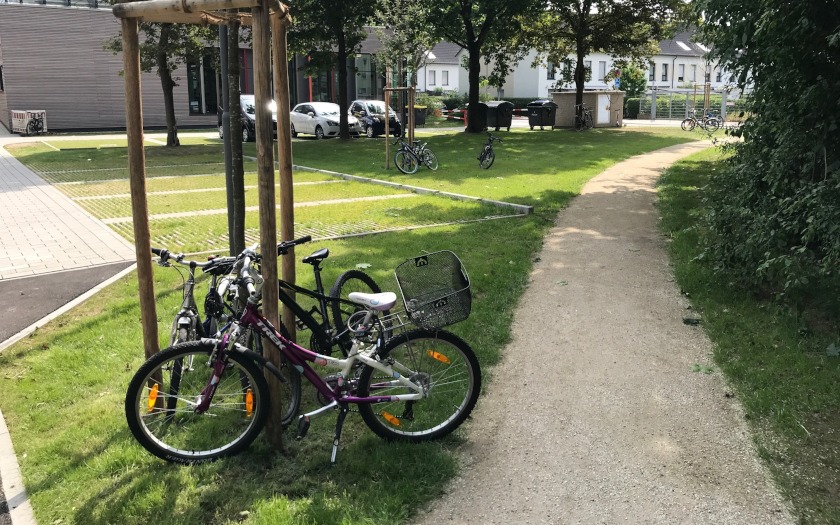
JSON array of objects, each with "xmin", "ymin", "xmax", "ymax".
[{"xmin": 125, "ymin": 245, "xmax": 481, "ymax": 464}]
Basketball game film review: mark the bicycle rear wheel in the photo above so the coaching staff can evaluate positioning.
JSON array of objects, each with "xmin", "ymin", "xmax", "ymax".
[
  {"xmin": 705, "ymin": 118, "xmax": 721, "ymax": 133},
  {"xmin": 478, "ymin": 148, "xmax": 495, "ymax": 169},
  {"xmin": 125, "ymin": 341, "xmax": 269, "ymax": 463},
  {"xmin": 395, "ymin": 150, "xmax": 419, "ymax": 174},
  {"xmin": 422, "ymin": 149, "xmax": 439, "ymax": 170},
  {"xmin": 357, "ymin": 329, "xmax": 481, "ymax": 442}
]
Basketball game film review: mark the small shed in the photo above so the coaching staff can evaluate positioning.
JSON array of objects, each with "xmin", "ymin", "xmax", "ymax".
[{"xmin": 551, "ymin": 90, "xmax": 625, "ymax": 128}]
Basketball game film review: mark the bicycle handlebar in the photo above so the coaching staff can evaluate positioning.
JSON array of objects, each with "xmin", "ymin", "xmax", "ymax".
[{"xmin": 277, "ymin": 235, "xmax": 312, "ymax": 255}]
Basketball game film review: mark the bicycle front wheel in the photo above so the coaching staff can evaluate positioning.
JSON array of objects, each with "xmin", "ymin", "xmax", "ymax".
[
  {"xmin": 479, "ymin": 148, "xmax": 495, "ymax": 169},
  {"xmin": 395, "ymin": 150, "xmax": 419, "ymax": 174},
  {"xmin": 681, "ymin": 118, "xmax": 695, "ymax": 131},
  {"xmin": 125, "ymin": 341, "xmax": 269, "ymax": 463},
  {"xmin": 422, "ymin": 149, "xmax": 439, "ymax": 170},
  {"xmin": 357, "ymin": 329, "xmax": 481, "ymax": 442}
]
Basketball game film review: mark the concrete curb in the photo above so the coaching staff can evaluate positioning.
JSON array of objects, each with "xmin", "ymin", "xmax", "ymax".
[{"xmin": 0, "ymin": 410, "xmax": 35, "ymax": 525}]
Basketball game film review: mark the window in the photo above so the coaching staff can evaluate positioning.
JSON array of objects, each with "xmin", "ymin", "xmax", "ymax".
[
  {"xmin": 661, "ymin": 63, "xmax": 668, "ymax": 82},
  {"xmin": 547, "ymin": 61, "xmax": 555, "ymax": 80},
  {"xmin": 648, "ymin": 63, "xmax": 655, "ymax": 81},
  {"xmin": 187, "ymin": 53, "xmax": 217, "ymax": 115},
  {"xmin": 442, "ymin": 70, "xmax": 449, "ymax": 86},
  {"xmin": 428, "ymin": 70, "xmax": 436, "ymax": 86},
  {"xmin": 598, "ymin": 61, "xmax": 606, "ymax": 82},
  {"xmin": 678, "ymin": 64, "xmax": 684, "ymax": 82},
  {"xmin": 716, "ymin": 69, "xmax": 722, "ymax": 82},
  {"xmin": 584, "ymin": 60, "xmax": 592, "ymax": 75},
  {"xmin": 705, "ymin": 70, "xmax": 711, "ymax": 82},
  {"xmin": 691, "ymin": 64, "xmax": 697, "ymax": 82}
]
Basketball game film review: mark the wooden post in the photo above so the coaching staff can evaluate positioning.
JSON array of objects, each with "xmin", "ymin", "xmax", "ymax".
[
  {"xmin": 408, "ymin": 87, "xmax": 414, "ymax": 143},
  {"xmin": 121, "ymin": 17, "xmax": 159, "ymax": 360},
  {"xmin": 384, "ymin": 67, "xmax": 391, "ymax": 169},
  {"xmin": 252, "ymin": 1, "xmax": 283, "ymax": 447},
  {"xmin": 271, "ymin": 7, "xmax": 296, "ymax": 342}
]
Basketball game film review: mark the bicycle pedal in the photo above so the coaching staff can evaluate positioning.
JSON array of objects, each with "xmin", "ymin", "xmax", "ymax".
[{"xmin": 296, "ymin": 415, "xmax": 311, "ymax": 440}]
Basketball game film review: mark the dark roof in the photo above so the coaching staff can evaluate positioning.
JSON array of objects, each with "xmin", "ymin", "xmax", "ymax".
[
  {"xmin": 427, "ymin": 42, "xmax": 462, "ymax": 64},
  {"xmin": 658, "ymin": 29, "xmax": 711, "ymax": 57},
  {"xmin": 359, "ymin": 27, "xmax": 387, "ymax": 55}
]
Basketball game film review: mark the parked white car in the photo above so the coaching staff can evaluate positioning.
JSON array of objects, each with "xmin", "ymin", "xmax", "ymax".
[{"xmin": 290, "ymin": 102, "xmax": 360, "ymax": 139}]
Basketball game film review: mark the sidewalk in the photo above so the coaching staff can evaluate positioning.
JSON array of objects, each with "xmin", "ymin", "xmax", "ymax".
[
  {"xmin": 416, "ymin": 141, "xmax": 793, "ymax": 524},
  {"xmin": 0, "ymin": 125, "xmax": 137, "ymax": 525}
]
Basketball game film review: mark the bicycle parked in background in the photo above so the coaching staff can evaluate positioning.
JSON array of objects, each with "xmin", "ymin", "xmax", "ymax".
[
  {"xmin": 25, "ymin": 113, "xmax": 45, "ymax": 136},
  {"xmin": 681, "ymin": 108, "xmax": 721, "ymax": 133},
  {"xmin": 477, "ymin": 132, "xmax": 502, "ymax": 169},
  {"xmin": 393, "ymin": 137, "xmax": 439, "ymax": 174},
  {"xmin": 574, "ymin": 103, "xmax": 594, "ymax": 131}
]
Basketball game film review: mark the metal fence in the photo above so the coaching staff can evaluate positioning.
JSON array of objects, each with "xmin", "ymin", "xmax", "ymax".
[{"xmin": 638, "ymin": 88, "xmax": 749, "ymax": 122}]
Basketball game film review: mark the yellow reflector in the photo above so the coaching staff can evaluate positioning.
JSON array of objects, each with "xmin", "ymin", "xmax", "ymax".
[
  {"xmin": 245, "ymin": 389, "xmax": 254, "ymax": 417},
  {"xmin": 381, "ymin": 411, "xmax": 400, "ymax": 426},
  {"xmin": 147, "ymin": 384, "xmax": 159, "ymax": 412},
  {"xmin": 427, "ymin": 350, "xmax": 450, "ymax": 364}
]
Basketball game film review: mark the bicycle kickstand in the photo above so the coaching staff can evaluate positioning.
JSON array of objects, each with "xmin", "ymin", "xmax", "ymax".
[{"xmin": 331, "ymin": 404, "xmax": 351, "ymax": 464}]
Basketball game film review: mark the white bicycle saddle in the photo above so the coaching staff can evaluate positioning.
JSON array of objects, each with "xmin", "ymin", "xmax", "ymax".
[{"xmin": 347, "ymin": 291, "xmax": 397, "ymax": 311}]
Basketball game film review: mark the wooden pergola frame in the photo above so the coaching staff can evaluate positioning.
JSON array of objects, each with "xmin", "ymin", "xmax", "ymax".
[{"xmin": 113, "ymin": 0, "xmax": 297, "ymax": 378}]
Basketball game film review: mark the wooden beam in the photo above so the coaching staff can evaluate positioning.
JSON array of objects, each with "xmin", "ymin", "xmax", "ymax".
[
  {"xmin": 137, "ymin": 11, "xmax": 253, "ymax": 25},
  {"xmin": 113, "ymin": 0, "xmax": 258, "ymax": 19},
  {"xmin": 121, "ymin": 18, "xmax": 159, "ymax": 360},
  {"xmin": 271, "ymin": 8, "xmax": 296, "ymax": 342}
]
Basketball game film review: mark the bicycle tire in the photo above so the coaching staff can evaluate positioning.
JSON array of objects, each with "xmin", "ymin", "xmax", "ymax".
[
  {"xmin": 574, "ymin": 116, "xmax": 584, "ymax": 132},
  {"xmin": 357, "ymin": 329, "xmax": 481, "ymax": 442},
  {"xmin": 681, "ymin": 118, "xmax": 696, "ymax": 131},
  {"xmin": 585, "ymin": 114, "xmax": 594, "ymax": 130},
  {"xmin": 422, "ymin": 149, "xmax": 439, "ymax": 171},
  {"xmin": 395, "ymin": 150, "xmax": 419, "ymax": 174},
  {"xmin": 26, "ymin": 120, "xmax": 37, "ymax": 137},
  {"xmin": 479, "ymin": 148, "xmax": 495, "ymax": 169},
  {"xmin": 247, "ymin": 328, "xmax": 301, "ymax": 426},
  {"xmin": 705, "ymin": 118, "xmax": 721, "ymax": 133},
  {"xmin": 125, "ymin": 341, "xmax": 269, "ymax": 463}
]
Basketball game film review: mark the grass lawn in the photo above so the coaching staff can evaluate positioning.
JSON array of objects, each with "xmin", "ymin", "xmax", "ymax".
[
  {"xmin": 1, "ymin": 127, "xmax": 701, "ymax": 525},
  {"xmin": 657, "ymin": 149, "xmax": 840, "ymax": 524}
]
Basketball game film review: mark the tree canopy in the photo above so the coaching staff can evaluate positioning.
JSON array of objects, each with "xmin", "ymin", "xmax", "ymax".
[
  {"xmin": 427, "ymin": 0, "xmax": 545, "ymax": 132},
  {"xmin": 523, "ymin": 0, "xmax": 688, "ymax": 110}
]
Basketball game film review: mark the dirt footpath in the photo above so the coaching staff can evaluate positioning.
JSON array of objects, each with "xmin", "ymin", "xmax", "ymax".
[{"xmin": 415, "ymin": 141, "xmax": 793, "ymax": 525}]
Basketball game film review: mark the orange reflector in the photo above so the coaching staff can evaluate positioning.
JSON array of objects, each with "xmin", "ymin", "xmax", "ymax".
[
  {"xmin": 147, "ymin": 384, "xmax": 159, "ymax": 412},
  {"xmin": 381, "ymin": 411, "xmax": 400, "ymax": 426},
  {"xmin": 427, "ymin": 350, "xmax": 450, "ymax": 364},
  {"xmin": 245, "ymin": 389, "xmax": 254, "ymax": 418}
]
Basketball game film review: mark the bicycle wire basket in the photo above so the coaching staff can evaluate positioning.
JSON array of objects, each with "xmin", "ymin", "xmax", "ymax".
[{"xmin": 394, "ymin": 251, "xmax": 471, "ymax": 330}]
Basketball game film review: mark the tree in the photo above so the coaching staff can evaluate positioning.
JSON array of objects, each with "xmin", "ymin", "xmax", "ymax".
[
  {"xmin": 692, "ymin": 0, "xmax": 840, "ymax": 299},
  {"xmin": 105, "ymin": 23, "xmax": 215, "ymax": 147},
  {"xmin": 605, "ymin": 65, "xmax": 647, "ymax": 98},
  {"xmin": 376, "ymin": 0, "xmax": 439, "ymax": 125},
  {"xmin": 288, "ymin": 0, "xmax": 378, "ymax": 140},
  {"xmin": 427, "ymin": 0, "xmax": 545, "ymax": 133},
  {"xmin": 525, "ymin": 0, "xmax": 688, "ymax": 114}
]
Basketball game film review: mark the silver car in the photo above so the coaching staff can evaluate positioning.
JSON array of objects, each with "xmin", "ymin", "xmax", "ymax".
[{"xmin": 290, "ymin": 102, "xmax": 360, "ymax": 139}]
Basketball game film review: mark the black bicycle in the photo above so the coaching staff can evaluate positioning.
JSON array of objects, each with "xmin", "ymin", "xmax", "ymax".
[
  {"xmin": 574, "ymin": 103, "xmax": 594, "ymax": 131},
  {"xmin": 478, "ymin": 132, "xmax": 502, "ymax": 169},
  {"xmin": 393, "ymin": 137, "xmax": 438, "ymax": 174},
  {"xmin": 25, "ymin": 113, "xmax": 45, "ymax": 136}
]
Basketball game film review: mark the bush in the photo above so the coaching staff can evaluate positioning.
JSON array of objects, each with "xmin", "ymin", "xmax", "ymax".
[
  {"xmin": 625, "ymin": 98, "xmax": 640, "ymax": 118},
  {"xmin": 415, "ymin": 93, "xmax": 444, "ymax": 116},
  {"xmin": 440, "ymin": 91, "xmax": 466, "ymax": 110}
]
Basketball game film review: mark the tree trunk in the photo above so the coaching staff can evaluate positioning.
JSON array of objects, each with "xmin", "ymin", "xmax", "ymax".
[
  {"xmin": 157, "ymin": 24, "xmax": 180, "ymax": 147},
  {"xmin": 466, "ymin": 43, "xmax": 483, "ymax": 133},
  {"xmin": 228, "ymin": 19, "xmax": 246, "ymax": 255},
  {"xmin": 336, "ymin": 31, "xmax": 350, "ymax": 140}
]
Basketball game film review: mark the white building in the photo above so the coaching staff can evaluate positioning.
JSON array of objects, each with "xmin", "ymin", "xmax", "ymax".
[{"xmin": 415, "ymin": 30, "xmax": 733, "ymax": 99}]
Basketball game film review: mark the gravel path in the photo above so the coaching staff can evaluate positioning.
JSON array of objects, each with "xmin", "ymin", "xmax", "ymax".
[{"xmin": 415, "ymin": 141, "xmax": 794, "ymax": 525}]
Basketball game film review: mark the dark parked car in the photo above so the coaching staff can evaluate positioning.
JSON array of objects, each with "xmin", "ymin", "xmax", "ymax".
[
  {"xmin": 349, "ymin": 100, "xmax": 401, "ymax": 138},
  {"xmin": 218, "ymin": 94, "xmax": 277, "ymax": 142}
]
